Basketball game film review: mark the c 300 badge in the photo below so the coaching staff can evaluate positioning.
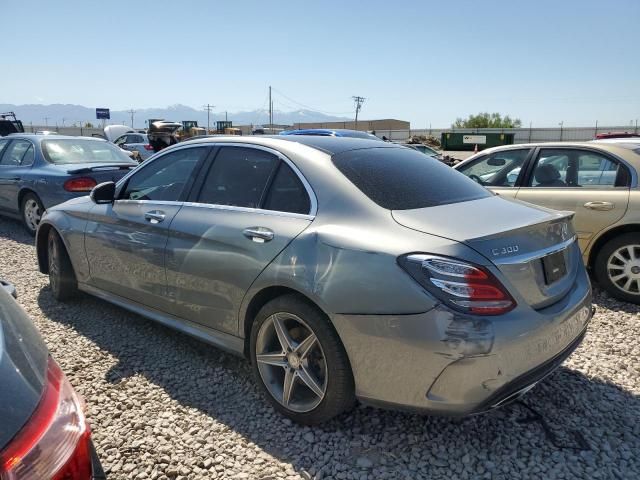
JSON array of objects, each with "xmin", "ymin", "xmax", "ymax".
[{"xmin": 491, "ymin": 245, "xmax": 520, "ymax": 256}]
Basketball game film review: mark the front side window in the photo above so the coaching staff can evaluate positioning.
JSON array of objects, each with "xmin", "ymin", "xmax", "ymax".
[
  {"xmin": 0, "ymin": 140, "xmax": 34, "ymax": 167},
  {"xmin": 42, "ymin": 139, "xmax": 131, "ymax": 164},
  {"xmin": 529, "ymin": 149, "xmax": 626, "ymax": 188},
  {"xmin": 0, "ymin": 139, "xmax": 9, "ymax": 160},
  {"xmin": 121, "ymin": 147, "xmax": 206, "ymax": 201},
  {"xmin": 333, "ymin": 147, "xmax": 491, "ymax": 210},
  {"xmin": 197, "ymin": 147, "xmax": 279, "ymax": 208},
  {"xmin": 457, "ymin": 149, "xmax": 529, "ymax": 187},
  {"xmin": 263, "ymin": 163, "xmax": 311, "ymax": 214}
]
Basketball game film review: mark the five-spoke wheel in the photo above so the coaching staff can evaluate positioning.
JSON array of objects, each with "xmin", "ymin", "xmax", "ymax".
[{"xmin": 250, "ymin": 294, "xmax": 354, "ymax": 424}]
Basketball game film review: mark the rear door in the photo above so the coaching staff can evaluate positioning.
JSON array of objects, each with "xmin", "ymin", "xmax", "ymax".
[
  {"xmin": 165, "ymin": 145, "xmax": 314, "ymax": 334},
  {"xmin": 0, "ymin": 139, "xmax": 35, "ymax": 213},
  {"xmin": 84, "ymin": 145, "xmax": 209, "ymax": 311},
  {"xmin": 455, "ymin": 148, "xmax": 532, "ymax": 199},
  {"xmin": 515, "ymin": 147, "xmax": 630, "ymax": 251}
]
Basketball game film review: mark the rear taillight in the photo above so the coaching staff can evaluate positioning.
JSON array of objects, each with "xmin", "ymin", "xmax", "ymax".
[
  {"xmin": 399, "ymin": 254, "xmax": 516, "ymax": 315},
  {"xmin": 63, "ymin": 177, "xmax": 97, "ymax": 192},
  {"xmin": 143, "ymin": 144, "xmax": 154, "ymax": 151},
  {"xmin": 0, "ymin": 358, "xmax": 92, "ymax": 480}
]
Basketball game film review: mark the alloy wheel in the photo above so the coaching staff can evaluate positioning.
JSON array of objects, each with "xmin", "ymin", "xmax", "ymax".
[
  {"xmin": 607, "ymin": 244, "xmax": 640, "ymax": 295},
  {"xmin": 255, "ymin": 312, "xmax": 328, "ymax": 413},
  {"xmin": 24, "ymin": 199, "xmax": 41, "ymax": 232}
]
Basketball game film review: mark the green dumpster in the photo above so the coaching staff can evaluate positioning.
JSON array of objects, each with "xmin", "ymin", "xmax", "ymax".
[{"xmin": 440, "ymin": 132, "xmax": 515, "ymax": 151}]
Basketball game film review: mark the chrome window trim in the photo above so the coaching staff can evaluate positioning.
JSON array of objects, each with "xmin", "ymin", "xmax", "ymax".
[
  {"xmin": 181, "ymin": 201, "xmax": 315, "ymax": 221},
  {"xmin": 115, "ymin": 141, "xmax": 318, "ymax": 217},
  {"xmin": 115, "ymin": 199, "xmax": 315, "ymax": 221},
  {"xmin": 492, "ymin": 235, "xmax": 577, "ymax": 265}
]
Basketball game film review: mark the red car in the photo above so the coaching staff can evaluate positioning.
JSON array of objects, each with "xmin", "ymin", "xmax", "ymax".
[
  {"xmin": 595, "ymin": 131, "xmax": 640, "ymax": 140},
  {"xmin": 0, "ymin": 281, "xmax": 105, "ymax": 479}
]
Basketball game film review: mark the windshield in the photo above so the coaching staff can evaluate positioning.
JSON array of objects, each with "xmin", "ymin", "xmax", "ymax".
[
  {"xmin": 332, "ymin": 147, "xmax": 491, "ymax": 210},
  {"xmin": 42, "ymin": 139, "xmax": 131, "ymax": 164}
]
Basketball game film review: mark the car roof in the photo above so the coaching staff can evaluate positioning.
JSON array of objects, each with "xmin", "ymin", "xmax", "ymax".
[
  {"xmin": 177, "ymin": 134, "xmax": 398, "ymax": 156},
  {"xmin": 457, "ymin": 141, "xmax": 640, "ymax": 167}
]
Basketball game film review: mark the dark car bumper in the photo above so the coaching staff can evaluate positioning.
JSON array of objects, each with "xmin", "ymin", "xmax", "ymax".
[{"xmin": 90, "ymin": 439, "xmax": 107, "ymax": 480}]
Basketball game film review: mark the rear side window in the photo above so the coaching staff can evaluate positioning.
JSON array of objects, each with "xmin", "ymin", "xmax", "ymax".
[
  {"xmin": 332, "ymin": 147, "xmax": 491, "ymax": 210},
  {"xmin": 198, "ymin": 147, "xmax": 279, "ymax": 208},
  {"xmin": 0, "ymin": 140, "xmax": 34, "ymax": 167},
  {"xmin": 263, "ymin": 163, "xmax": 311, "ymax": 214}
]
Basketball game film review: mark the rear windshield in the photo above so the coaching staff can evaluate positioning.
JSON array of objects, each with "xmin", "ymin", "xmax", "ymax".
[
  {"xmin": 332, "ymin": 147, "xmax": 491, "ymax": 210},
  {"xmin": 42, "ymin": 139, "xmax": 131, "ymax": 164}
]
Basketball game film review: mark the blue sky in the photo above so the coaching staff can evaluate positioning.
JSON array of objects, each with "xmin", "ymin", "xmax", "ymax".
[{"xmin": 1, "ymin": 0, "xmax": 638, "ymax": 127}]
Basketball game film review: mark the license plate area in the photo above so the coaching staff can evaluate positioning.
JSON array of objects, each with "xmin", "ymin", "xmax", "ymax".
[{"xmin": 542, "ymin": 250, "xmax": 567, "ymax": 285}]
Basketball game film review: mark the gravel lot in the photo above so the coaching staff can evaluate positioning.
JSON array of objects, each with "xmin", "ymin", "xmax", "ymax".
[{"xmin": 1, "ymin": 217, "xmax": 638, "ymax": 480}]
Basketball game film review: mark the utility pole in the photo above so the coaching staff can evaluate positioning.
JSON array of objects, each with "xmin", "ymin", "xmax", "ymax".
[
  {"xmin": 127, "ymin": 109, "xmax": 136, "ymax": 128},
  {"xmin": 44, "ymin": 117, "xmax": 50, "ymax": 127},
  {"xmin": 203, "ymin": 104, "xmax": 215, "ymax": 134},
  {"xmin": 61, "ymin": 118, "xmax": 66, "ymax": 127},
  {"xmin": 559, "ymin": 121, "xmax": 564, "ymax": 141},
  {"xmin": 352, "ymin": 96, "xmax": 365, "ymax": 130},
  {"xmin": 269, "ymin": 86, "xmax": 272, "ymax": 129},
  {"xmin": 225, "ymin": 111, "xmax": 228, "ymax": 122}
]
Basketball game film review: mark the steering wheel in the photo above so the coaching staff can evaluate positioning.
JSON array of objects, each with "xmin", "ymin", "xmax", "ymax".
[{"xmin": 468, "ymin": 174, "xmax": 484, "ymax": 185}]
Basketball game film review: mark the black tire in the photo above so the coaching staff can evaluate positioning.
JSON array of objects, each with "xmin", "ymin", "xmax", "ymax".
[
  {"xmin": 594, "ymin": 233, "xmax": 640, "ymax": 304},
  {"xmin": 48, "ymin": 229, "xmax": 78, "ymax": 301},
  {"xmin": 21, "ymin": 192, "xmax": 44, "ymax": 236},
  {"xmin": 250, "ymin": 294, "xmax": 355, "ymax": 425}
]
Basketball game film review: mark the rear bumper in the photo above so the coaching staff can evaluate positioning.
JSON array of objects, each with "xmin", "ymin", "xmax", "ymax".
[{"xmin": 331, "ymin": 268, "xmax": 593, "ymax": 415}]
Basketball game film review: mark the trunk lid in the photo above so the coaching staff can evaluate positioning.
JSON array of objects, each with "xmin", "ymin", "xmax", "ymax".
[
  {"xmin": 0, "ymin": 286, "xmax": 48, "ymax": 449},
  {"xmin": 392, "ymin": 196, "xmax": 579, "ymax": 309}
]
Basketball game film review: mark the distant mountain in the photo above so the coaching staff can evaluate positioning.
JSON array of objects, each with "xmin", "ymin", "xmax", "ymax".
[{"xmin": 0, "ymin": 103, "xmax": 350, "ymax": 128}]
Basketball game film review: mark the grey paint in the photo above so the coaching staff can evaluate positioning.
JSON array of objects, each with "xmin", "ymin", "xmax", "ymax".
[
  {"xmin": 37, "ymin": 136, "xmax": 594, "ymax": 414},
  {"xmin": 0, "ymin": 287, "xmax": 48, "ymax": 448}
]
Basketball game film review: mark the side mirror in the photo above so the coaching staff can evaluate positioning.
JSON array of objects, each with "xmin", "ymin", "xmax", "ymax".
[
  {"xmin": 487, "ymin": 157, "xmax": 507, "ymax": 166},
  {"xmin": 90, "ymin": 182, "xmax": 116, "ymax": 204}
]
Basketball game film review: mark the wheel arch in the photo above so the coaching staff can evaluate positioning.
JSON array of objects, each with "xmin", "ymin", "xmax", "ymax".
[
  {"xmin": 241, "ymin": 285, "xmax": 328, "ymax": 359},
  {"xmin": 17, "ymin": 188, "xmax": 42, "ymax": 212},
  {"xmin": 36, "ymin": 222, "xmax": 55, "ymax": 274},
  {"xmin": 588, "ymin": 224, "xmax": 640, "ymax": 270}
]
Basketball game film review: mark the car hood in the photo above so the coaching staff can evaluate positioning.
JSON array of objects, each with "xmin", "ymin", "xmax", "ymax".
[{"xmin": 0, "ymin": 287, "xmax": 49, "ymax": 449}]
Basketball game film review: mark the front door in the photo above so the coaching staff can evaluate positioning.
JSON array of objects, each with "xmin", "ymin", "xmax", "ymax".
[
  {"xmin": 84, "ymin": 146, "xmax": 209, "ymax": 310},
  {"xmin": 515, "ymin": 147, "xmax": 630, "ymax": 251},
  {"xmin": 0, "ymin": 139, "xmax": 35, "ymax": 213},
  {"xmin": 165, "ymin": 145, "xmax": 314, "ymax": 334}
]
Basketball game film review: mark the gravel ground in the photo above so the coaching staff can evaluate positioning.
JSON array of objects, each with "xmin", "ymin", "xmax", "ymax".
[{"xmin": 1, "ymin": 217, "xmax": 638, "ymax": 480}]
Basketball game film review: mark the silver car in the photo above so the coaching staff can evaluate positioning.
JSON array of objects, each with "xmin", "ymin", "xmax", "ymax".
[
  {"xmin": 36, "ymin": 136, "xmax": 593, "ymax": 424},
  {"xmin": 113, "ymin": 132, "xmax": 154, "ymax": 161}
]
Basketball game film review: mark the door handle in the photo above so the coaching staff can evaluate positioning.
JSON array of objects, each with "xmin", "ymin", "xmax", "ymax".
[
  {"xmin": 243, "ymin": 227, "xmax": 274, "ymax": 243},
  {"xmin": 584, "ymin": 201, "xmax": 614, "ymax": 211},
  {"xmin": 144, "ymin": 211, "xmax": 166, "ymax": 223}
]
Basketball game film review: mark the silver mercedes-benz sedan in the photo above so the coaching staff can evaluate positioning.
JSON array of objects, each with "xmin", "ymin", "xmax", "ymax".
[{"xmin": 36, "ymin": 136, "xmax": 593, "ymax": 424}]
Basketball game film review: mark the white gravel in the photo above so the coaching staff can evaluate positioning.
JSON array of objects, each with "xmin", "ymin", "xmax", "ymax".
[{"xmin": 1, "ymin": 217, "xmax": 638, "ymax": 480}]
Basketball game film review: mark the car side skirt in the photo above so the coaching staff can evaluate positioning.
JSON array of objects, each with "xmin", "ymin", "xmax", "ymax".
[{"xmin": 79, "ymin": 283, "xmax": 245, "ymax": 356}]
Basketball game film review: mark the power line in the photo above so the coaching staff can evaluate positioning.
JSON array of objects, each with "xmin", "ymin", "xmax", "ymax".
[
  {"xmin": 271, "ymin": 87, "xmax": 354, "ymax": 115},
  {"xmin": 352, "ymin": 96, "xmax": 365, "ymax": 129},
  {"xmin": 203, "ymin": 104, "xmax": 215, "ymax": 133}
]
